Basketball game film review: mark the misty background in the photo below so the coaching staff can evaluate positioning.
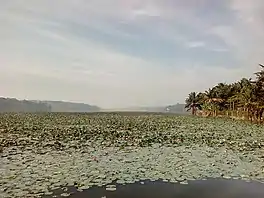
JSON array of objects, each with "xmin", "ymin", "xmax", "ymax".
[
  {"xmin": 0, "ymin": 97, "xmax": 186, "ymax": 113},
  {"xmin": 1, "ymin": 1, "xmax": 264, "ymax": 109}
]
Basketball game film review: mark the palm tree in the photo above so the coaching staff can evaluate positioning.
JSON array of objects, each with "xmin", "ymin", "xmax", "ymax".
[
  {"xmin": 233, "ymin": 81, "xmax": 254, "ymax": 119},
  {"xmin": 202, "ymin": 86, "xmax": 226, "ymax": 116},
  {"xmin": 250, "ymin": 64, "xmax": 264, "ymax": 122},
  {"xmin": 185, "ymin": 92, "xmax": 202, "ymax": 115},
  {"xmin": 184, "ymin": 64, "xmax": 264, "ymax": 122}
]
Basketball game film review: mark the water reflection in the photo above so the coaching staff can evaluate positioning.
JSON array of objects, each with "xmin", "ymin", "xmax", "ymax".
[{"xmin": 44, "ymin": 179, "xmax": 264, "ymax": 198}]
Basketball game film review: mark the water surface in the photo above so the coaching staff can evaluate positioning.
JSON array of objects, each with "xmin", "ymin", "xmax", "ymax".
[{"xmin": 45, "ymin": 179, "xmax": 264, "ymax": 198}]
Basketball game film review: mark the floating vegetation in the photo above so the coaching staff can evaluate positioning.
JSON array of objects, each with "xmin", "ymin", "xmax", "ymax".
[
  {"xmin": 60, "ymin": 192, "xmax": 70, "ymax": 197},
  {"xmin": 180, "ymin": 181, "xmax": 189, "ymax": 185},
  {"xmin": 1, "ymin": 112, "xmax": 264, "ymax": 197},
  {"xmin": 106, "ymin": 185, "xmax": 117, "ymax": 191}
]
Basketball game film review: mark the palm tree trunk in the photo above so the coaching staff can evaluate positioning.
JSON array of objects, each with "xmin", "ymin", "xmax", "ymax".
[
  {"xmin": 191, "ymin": 106, "xmax": 195, "ymax": 115},
  {"xmin": 246, "ymin": 108, "xmax": 249, "ymax": 120},
  {"xmin": 232, "ymin": 102, "xmax": 235, "ymax": 117}
]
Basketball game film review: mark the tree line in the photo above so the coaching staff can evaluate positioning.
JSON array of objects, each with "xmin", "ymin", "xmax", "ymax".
[{"xmin": 185, "ymin": 64, "xmax": 264, "ymax": 123}]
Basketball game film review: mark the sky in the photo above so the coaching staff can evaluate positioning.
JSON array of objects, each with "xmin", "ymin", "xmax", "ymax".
[{"xmin": 1, "ymin": 0, "xmax": 264, "ymax": 109}]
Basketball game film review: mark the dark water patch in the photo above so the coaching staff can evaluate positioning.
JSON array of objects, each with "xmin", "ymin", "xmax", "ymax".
[{"xmin": 43, "ymin": 179, "xmax": 264, "ymax": 198}]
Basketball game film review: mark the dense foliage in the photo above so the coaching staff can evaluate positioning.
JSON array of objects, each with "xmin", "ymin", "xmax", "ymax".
[{"xmin": 185, "ymin": 64, "xmax": 264, "ymax": 122}]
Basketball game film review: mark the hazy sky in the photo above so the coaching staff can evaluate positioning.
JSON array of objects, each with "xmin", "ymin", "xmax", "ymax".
[{"xmin": 1, "ymin": 0, "xmax": 264, "ymax": 108}]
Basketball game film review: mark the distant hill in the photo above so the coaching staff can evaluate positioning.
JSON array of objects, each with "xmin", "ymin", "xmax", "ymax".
[
  {"xmin": 0, "ymin": 97, "xmax": 100, "ymax": 113},
  {"xmin": 0, "ymin": 97, "xmax": 51, "ymax": 112},
  {"xmin": 42, "ymin": 101, "xmax": 100, "ymax": 112},
  {"xmin": 0, "ymin": 97, "xmax": 185, "ymax": 114}
]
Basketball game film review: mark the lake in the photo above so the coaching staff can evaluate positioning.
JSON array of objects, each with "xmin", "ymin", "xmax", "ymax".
[{"xmin": 44, "ymin": 179, "xmax": 264, "ymax": 198}]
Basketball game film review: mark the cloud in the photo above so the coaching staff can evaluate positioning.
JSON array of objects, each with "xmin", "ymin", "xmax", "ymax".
[
  {"xmin": 0, "ymin": 0, "xmax": 263, "ymax": 108},
  {"xmin": 208, "ymin": 0, "xmax": 264, "ymax": 64}
]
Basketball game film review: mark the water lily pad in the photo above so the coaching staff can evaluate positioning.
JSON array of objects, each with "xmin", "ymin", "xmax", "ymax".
[
  {"xmin": 2, "ymin": 113, "xmax": 264, "ymax": 197},
  {"xmin": 60, "ymin": 192, "xmax": 71, "ymax": 197},
  {"xmin": 106, "ymin": 187, "xmax": 116, "ymax": 191},
  {"xmin": 180, "ymin": 181, "xmax": 188, "ymax": 185}
]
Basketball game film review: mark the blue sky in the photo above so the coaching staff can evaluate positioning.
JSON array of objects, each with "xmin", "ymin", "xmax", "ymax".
[{"xmin": 1, "ymin": 0, "xmax": 264, "ymax": 108}]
